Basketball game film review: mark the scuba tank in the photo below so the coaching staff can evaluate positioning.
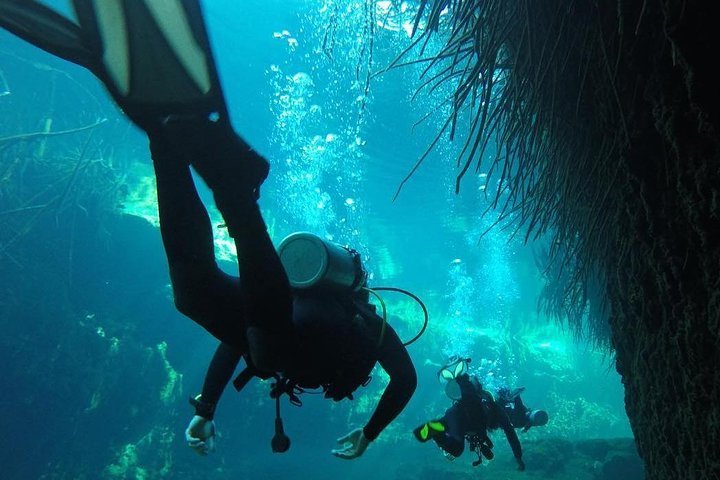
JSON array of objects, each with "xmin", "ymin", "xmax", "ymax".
[{"xmin": 277, "ymin": 232, "xmax": 366, "ymax": 291}]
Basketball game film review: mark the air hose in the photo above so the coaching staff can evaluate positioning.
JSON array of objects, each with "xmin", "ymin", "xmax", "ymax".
[{"xmin": 364, "ymin": 286, "xmax": 429, "ymax": 347}]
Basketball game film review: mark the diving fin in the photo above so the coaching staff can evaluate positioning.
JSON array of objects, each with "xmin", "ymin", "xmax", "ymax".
[
  {"xmin": 70, "ymin": 0, "xmax": 270, "ymax": 198},
  {"xmin": 413, "ymin": 420, "xmax": 446, "ymax": 443},
  {"xmin": 71, "ymin": 0, "xmax": 229, "ymax": 129},
  {"xmin": 1, "ymin": 0, "xmax": 268, "ymax": 196},
  {"xmin": 1, "ymin": 0, "xmax": 229, "ymax": 129}
]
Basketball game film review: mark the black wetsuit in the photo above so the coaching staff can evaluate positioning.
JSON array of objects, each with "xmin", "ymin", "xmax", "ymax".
[
  {"xmin": 150, "ymin": 126, "xmax": 416, "ymax": 442},
  {"xmin": 434, "ymin": 376, "xmax": 522, "ymax": 462}
]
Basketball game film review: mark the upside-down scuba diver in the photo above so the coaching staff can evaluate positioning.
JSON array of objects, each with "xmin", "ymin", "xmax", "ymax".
[{"xmin": 0, "ymin": 0, "xmax": 421, "ymax": 459}]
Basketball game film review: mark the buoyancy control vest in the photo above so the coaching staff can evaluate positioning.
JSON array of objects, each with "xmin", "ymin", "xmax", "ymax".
[
  {"xmin": 287, "ymin": 291, "xmax": 382, "ymax": 401},
  {"xmin": 232, "ymin": 291, "xmax": 382, "ymax": 401}
]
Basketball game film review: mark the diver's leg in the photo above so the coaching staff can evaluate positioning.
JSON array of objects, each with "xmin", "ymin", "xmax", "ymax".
[
  {"xmin": 433, "ymin": 404, "xmax": 466, "ymax": 457},
  {"xmin": 152, "ymin": 119, "xmax": 293, "ymax": 372},
  {"xmin": 150, "ymin": 138, "xmax": 246, "ymax": 349},
  {"xmin": 214, "ymin": 168, "xmax": 294, "ymax": 372}
]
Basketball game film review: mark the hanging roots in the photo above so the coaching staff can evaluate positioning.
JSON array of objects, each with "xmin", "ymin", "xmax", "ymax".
[{"xmin": 390, "ymin": 0, "xmax": 646, "ymax": 348}]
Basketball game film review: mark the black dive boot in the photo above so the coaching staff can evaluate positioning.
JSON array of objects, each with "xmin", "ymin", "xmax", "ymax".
[
  {"xmin": 190, "ymin": 122, "xmax": 270, "ymax": 201},
  {"xmin": 149, "ymin": 116, "xmax": 269, "ymax": 201}
]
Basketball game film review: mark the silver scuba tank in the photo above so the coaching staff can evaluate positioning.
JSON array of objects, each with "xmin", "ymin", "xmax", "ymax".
[{"xmin": 277, "ymin": 232, "xmax": 366, "ymax": 291}]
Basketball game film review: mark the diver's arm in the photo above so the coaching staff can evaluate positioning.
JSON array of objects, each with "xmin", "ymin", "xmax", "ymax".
[
  {"xmin": 497, "ymin": 403, "xmax": 525, "ymax": 469},
  {"xmin": 184, "ymin": 342, "xmax": 241, "ymax": 456},
  {"xmin": 195, "ymin": 342, "xmax": 243, "ymax": 419},
  {"xmin": 363, "ymin": 325, "xmax": 417, "ymax": 441}
]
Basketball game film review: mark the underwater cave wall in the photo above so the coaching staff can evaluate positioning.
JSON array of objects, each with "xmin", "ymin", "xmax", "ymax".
[
  {"xmin": 501, "ymin": 0, "xmax": 720, "ymax": 476},
  {"xmin": 502, "ymin": 0, "xmax": 720, "ymax": 477},
  {"xmin": 602, "ymin": 1, "xmax": 720, "ymax": 478}
]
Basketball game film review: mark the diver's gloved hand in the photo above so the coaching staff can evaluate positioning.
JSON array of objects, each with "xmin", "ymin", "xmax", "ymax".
[
  {"xmin": 331, "ymin": 428, "xmax": 370, "ymax": 459},
  {"xmin": 517, "ymin": 458, "xmax": 526, "ymax": 471},
  {"xmin": 185, "ymin": 415, "xmax": 216, "ymax": 456}
]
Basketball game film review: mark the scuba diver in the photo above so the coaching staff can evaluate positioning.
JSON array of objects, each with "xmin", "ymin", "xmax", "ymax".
[
  {"xmin": 497, "ymin": 385, "xmax": 549, "ymax": 433},
  {"xmin": 0, "ymin": 0, "xmax": 418, "ymax": 459},
  {"xmin": 414, "ymin": 357, "xmax": 547, "ymax": 470}
]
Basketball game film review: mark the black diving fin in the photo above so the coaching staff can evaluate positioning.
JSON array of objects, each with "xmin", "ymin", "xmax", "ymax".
[{"xmin": 0, "ymin": 0, "xmax": 229, "ymax": 129}]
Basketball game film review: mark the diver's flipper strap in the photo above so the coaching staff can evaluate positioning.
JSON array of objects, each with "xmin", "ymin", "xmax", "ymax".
[{"xmin": 0, "ymin": 0, "xmax": 91, "ymax": 67}]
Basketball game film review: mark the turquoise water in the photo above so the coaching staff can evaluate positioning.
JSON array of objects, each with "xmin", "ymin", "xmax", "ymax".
[{"xmin": 0, "ymin": 1, "xmax": 634, "ymax": 479}]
